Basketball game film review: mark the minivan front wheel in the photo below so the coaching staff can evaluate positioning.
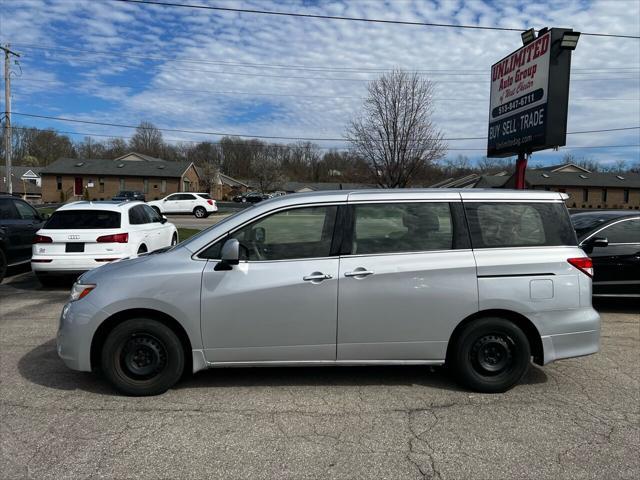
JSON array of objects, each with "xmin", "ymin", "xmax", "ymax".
[
  {"xmin": 451, "ymin": 317, "xmax": 530, "ymax": 393},
  {"xmin": 101, "ymin": 318, "xmax": 185, "ymax": 396}
]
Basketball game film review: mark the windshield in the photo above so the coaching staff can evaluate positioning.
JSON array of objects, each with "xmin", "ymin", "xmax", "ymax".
[{"xmin": 45, "ymin": 210, "xmax": 121, "ymax": 229}]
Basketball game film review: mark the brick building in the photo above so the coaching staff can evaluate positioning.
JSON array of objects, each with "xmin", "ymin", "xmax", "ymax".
[
  {"xmin": 39, "ymin": 153, "xmax": 202, "ymax": 203},
  {"xmin": 434, "ymin": 163, "xmax": 640, "ymax": 210}
]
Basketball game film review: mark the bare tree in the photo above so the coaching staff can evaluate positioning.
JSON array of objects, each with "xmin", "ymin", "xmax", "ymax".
[
  {"xmin": 251, "ymin": 145, "xmax": 286, "ymax": 193},
  {"xmin": 346, "ymin": 70, "xmax": 446, "ymax": 188},
  {"xmin": 129, "ymin": 121, "xmax": 164, "ymax": 157}
]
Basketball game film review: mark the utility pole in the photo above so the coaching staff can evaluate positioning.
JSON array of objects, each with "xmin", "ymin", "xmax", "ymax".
[{"xmin": 2, "ymin": 44, "xmax": 20, "ymax": 195}]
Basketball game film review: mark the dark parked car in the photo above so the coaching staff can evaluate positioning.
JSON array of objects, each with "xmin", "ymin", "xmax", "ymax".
[
  {"xmin": 112, "ymin": 190, "xmax": 146, "ymax": 202},
  {"xmin": 570, "ymin": 210, "xmax": 640, "ymax": 297},
  {"xmin": 0, "ymin": 195, "xmax": 47, "ymax": 282},
  {"xmin": 232, "ymin": 192, "xmax": 268, "ymax": 203}
]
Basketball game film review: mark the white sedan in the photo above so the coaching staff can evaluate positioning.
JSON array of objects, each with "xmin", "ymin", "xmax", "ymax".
[
  {"xmin": 31, "ymin": 201, "xmax": 178, "ymax": 284},
  {"xmin": 147, "ymin": 193, "xmax": 217, "ymax": 218}
]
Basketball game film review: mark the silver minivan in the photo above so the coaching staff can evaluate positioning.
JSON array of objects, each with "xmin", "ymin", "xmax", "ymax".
[{"xmin": 57, "ymin": 190, "xmax": 600, "ymax": 396}]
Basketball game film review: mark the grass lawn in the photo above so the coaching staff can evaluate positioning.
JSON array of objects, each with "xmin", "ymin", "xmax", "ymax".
[{"xmin": 177, "ymin": 228, "xmax": 201, "ymax": 242}]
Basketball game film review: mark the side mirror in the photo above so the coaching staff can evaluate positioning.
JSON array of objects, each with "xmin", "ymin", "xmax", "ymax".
[
  {"xmin": 161, "ymin": 216, "xmax": 168, "ymax": 224},
  {"xmin": 214, "ymin": 239, "xmax": 240, "ymax": 271},
  {"xmin": 589, "ymin": 237, "xmax": 609, "ymax": 248}
]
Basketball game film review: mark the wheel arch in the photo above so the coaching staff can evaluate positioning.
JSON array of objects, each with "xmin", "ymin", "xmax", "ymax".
[
  {"xmin": 446, "ymin": 309, "xmax": 544, "ymax": 365},
  {"xmin": 90, "ymin": 308, "xmax": 193, "ymax": 375}
]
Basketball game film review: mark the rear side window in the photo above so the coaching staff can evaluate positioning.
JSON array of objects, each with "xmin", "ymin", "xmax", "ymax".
[
  {"xmin": 352, "ymin": 202, "xmax": 453, "ymax": 254},
  {"xmin": 197, "ymin": 193, "xmax": 212, "ymax": 199},
  {"xmin": 464, "ymin": 202, "xmax": 576, "ymax": 248},
  {"xmin": 45, "ymin": 210, "xmax": 121, "ymax": 229}
]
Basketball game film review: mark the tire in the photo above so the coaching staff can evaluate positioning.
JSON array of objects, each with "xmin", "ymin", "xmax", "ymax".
[
  {"xmin": 0, "ymin": 249, "xmax": 6, "ymax": 283},
  {"xmin": 450, "ymin": 317, "xmax": 531, "ymax": 393},
  {"xmin": 193, "ymin": 206, "xmax": 206, "ymax": 218},
  {"xmin": 101, "ymin": 318, "xmax": 185, "ymax": 396}
]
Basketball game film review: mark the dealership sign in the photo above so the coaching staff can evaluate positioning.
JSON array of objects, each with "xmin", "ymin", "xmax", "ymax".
[{"xmin": 488, "ymin": 28, "xmax": 573, "ymax": 157}]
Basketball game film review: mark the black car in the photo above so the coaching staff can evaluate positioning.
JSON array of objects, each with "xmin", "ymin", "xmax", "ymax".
[
  {"xmin": 233, "ymin": 192, "xmax": 268, "ymax": 203},
  {"xmin": 112, "ymin": 190, "xmax": 146, "ymax": 202},
  {"xmin": 0, "ymin": 195, "xmax": 47, "ymax": 282},
  {"xmin": 570, "ymin": 210, "xmax": 640, "ymax": 297}
]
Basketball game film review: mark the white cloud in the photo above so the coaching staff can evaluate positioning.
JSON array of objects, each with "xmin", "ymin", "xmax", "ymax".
[{"xmin": 1, "ymin": 0, "xmax": 638, "ymax": 164}]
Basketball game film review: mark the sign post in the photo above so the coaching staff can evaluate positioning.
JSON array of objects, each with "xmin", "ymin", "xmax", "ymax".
[{"xmin": 487, "ymin": 28, "xmax": 576, "ymax": 188}]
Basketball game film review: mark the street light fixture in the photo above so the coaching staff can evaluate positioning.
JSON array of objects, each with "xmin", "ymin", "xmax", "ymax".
[
  {"xmin": 521, "ymin": 28, "xmax": 536, "ymax": 46},
  {"xmin": 560, "ymin": 31, "xmax": 581, "ymax": 50}
]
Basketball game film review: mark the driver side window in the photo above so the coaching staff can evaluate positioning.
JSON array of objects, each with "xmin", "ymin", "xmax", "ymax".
[{"xmin": 201, "ymin": 205, "xmax": 337, "ymax": 261}]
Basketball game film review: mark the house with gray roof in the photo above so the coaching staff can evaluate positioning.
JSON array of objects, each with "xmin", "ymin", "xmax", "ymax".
[{"xmin": 39, "ymin": 153, "xmax": 202, "ymax": 203}]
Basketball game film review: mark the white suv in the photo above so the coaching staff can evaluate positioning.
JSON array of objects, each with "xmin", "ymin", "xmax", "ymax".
[
  {"xmin": 32, "ymin": 201, "xmax": 178, "ymax": 284},
  {"xmin": 147, "ymin": 193, "xmax": 217, "ymax": 218}
]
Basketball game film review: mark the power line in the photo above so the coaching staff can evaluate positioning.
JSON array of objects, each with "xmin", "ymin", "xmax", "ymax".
[
  {"xmin": 10, "ymin": 125, "xmax": 639, "ymax": 153},
  {"xmin": 18, "ymin": 53, "xmax": 640, "ymax": 83},
  {"xmin": 11, "ymin": 43, "xmax": 640, "ymax": 76},
  {"xmin": 111, "ymin": 0, "xmax": 640, "ymax": 39},
  {"xmin": 11, "ymin": 111, "xmax": 640, "ymax": 143},
  {"xmin": 15, "ymin": 78, "xmax": 640, "ymax": 103}
]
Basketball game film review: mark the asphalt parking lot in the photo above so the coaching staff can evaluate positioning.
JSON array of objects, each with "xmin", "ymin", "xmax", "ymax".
[{"xmin": 1, "ymin": 271, "xmax": 638, "ymax": 479}]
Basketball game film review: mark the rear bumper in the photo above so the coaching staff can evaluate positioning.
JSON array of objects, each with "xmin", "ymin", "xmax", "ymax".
[
  {"xmin": 539, "ymin": 308, "xmax": 601, "ymax": 365},
  {"xmin": 31, "ymin": 255, "xmax": 128, "ymax": 273}
]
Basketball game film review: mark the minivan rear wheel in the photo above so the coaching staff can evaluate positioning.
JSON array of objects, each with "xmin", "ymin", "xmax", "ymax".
[
  {"xmin": 101, "ymin": 318, "xmax": 185, "ymax": 396},
  {"xmin": 451, "ymin": 317, "xmax": 530, "ymax": 393}
]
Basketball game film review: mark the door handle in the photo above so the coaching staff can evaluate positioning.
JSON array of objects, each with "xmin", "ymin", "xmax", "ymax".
[
  {"xmin": 344, "ymin": 269, "xmax": 374, "ymax": 278},
  {"xmin": 303, "ymin": 273, "xmax": 332, "ymax": 282}
]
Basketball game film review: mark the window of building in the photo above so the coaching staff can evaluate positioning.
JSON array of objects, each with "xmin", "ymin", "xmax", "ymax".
[
  {"xmin": 624, "ymin": 189, "xmax": 630, "ymax": 203},
  {"xmin": 99, "ymin": 178, "xmax": 105, "ymax": 193},
  {"xmin": 602, "ymin": 188, "xmax": 608, "ymax": 203},
  {"xmin": 143, "ymin": 178, "xmax": 149, "ymax": 194},
  {"xmin": 56, "ymin": 176, "xmax": 62, "ymax": 190},
  {"xmin": 119, "ymin": 178, "xmax": 125, "ymax": 190},
  {"xmin": 352, "ymin": 203, "xmax": 453, "ymax": 254},
  {"xmin": 161, "ymin": 179, "xmax": 167, "ymax": 193},
  {"xmin": 183, "ymin": 179, "xmax": 190, "ymax": 192},
  {"xmin": 583, "ymin": 188, "xmax": 589, "ymax": 202}
]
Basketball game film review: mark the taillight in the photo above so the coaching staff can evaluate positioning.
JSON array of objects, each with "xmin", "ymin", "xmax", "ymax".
[
  {"xmin": 207, "ymin": 199, "xmax": 213, "ymax": 205},
  {"xmin": 568, "ymin": 257, "xmax": 593, "ymax": 277},
  {"xmin": 33, "ymin": 234, "xmax": 52, "ymax": 244},
  {"xmin": 96, "ymin": 233, "xmax": 129, "ymax": 243}
]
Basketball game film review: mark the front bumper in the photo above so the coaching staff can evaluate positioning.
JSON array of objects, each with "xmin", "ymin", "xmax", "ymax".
[{"xmin": 56, "ymin": 297, "xmax": 107, "ymax": 372}]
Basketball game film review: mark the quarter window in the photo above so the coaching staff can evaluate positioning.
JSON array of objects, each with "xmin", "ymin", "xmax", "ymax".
[
  {"xmin": 129, "ymin": 205, "xmax": 150, "ymax": 225},
  {"xmin": 351, "ymin": 202, "xmax": 453, "ymax": 255},
  {"xmin": 464, "ymin": 202, "xmax": 577, "ymax": 248},
  {"xmin": 201, "ymin": 206, "xmax": 337, "ymax": 261},
  {"xmin": 600, "ymin": 219, "xmax": 639, "ymax": 244}
]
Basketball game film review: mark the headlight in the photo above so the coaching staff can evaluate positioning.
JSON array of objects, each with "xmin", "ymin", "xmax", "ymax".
[{"xmin": 69, "ymin": 283, "xmax": 96, "ymax": 302}]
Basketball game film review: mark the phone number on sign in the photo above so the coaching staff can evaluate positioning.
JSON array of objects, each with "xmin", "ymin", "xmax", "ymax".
[{"xmin": 493, "ymin": 88, "xmax": 544, "ymax": 118}]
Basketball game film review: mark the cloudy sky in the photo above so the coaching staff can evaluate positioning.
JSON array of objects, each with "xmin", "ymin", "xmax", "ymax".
[{"xmin": 1, "ymin": 0, "xmax": 639, "ymax": 167}]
